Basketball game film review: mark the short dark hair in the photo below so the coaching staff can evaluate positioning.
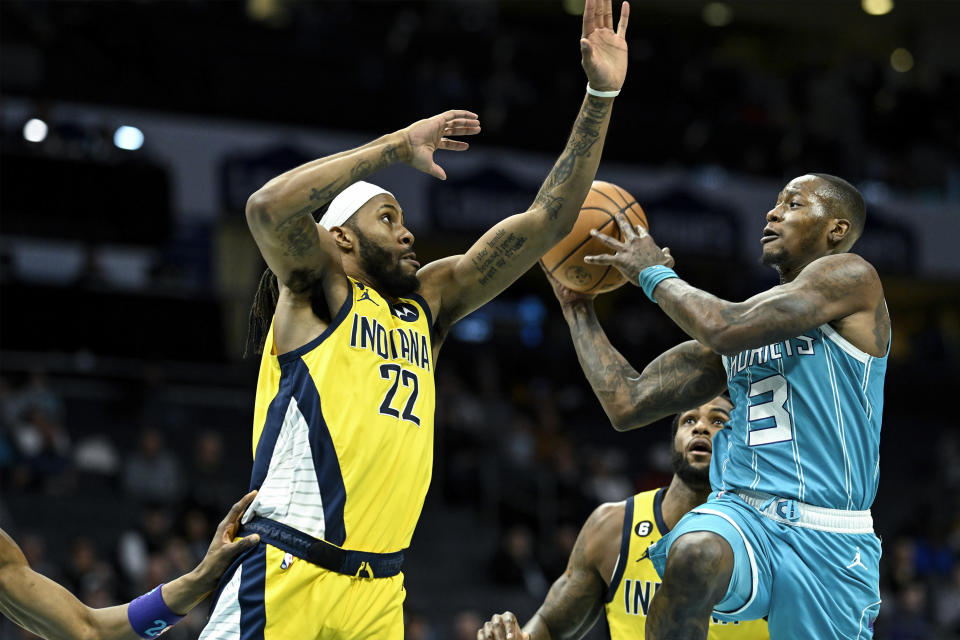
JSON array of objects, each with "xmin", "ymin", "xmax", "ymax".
[{"xmin": 809, "ymin": 173, "xmax": 866, "ymax": 249}]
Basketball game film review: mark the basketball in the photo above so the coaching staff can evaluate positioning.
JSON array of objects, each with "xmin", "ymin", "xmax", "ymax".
[{"xmin": 542, "ymin": 180, "xmax": 649, "ymax": 293}]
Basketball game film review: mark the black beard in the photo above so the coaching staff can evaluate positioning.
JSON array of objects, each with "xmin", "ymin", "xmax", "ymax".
[
  {"xmin": 671, "ymin": 448, "xmax": 711, "ymax": 491},
  {"xmin": 355, "ymin": 229, "xmax": 419, "ymax": 298}
]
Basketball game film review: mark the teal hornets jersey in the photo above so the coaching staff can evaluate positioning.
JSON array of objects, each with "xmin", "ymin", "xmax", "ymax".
[{"xmin": 716, "ymin": 323, "xmax": 888, "ymax": 510}]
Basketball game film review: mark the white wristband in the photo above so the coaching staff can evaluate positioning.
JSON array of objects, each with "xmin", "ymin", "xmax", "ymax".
[{"xmin": 586, "ymin": 83, "xmax": 620, "ymax": 98}]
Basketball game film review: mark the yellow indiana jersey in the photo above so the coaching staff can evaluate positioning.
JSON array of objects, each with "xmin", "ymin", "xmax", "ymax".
[
  {"xmin": 605, "ymin": 488, "xmax": 769, "ymax": 640},
  {"xmin": 243, "ymin": 277, "xmax": 435, "ymax": 554}
]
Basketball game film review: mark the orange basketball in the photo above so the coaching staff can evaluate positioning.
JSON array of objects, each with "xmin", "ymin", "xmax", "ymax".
[{"xmin": 542, "ymin": 181, "xmax": 649, "ymax": 293}]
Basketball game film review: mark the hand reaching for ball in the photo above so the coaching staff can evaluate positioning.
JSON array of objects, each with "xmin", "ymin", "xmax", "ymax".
[
  {"xmin": 540, "ymin": 261, "xmax": 597, "ymax": 308},
  {"xmin": 585, "ymin": 211, "xmax": 674, "ymax": 284}
]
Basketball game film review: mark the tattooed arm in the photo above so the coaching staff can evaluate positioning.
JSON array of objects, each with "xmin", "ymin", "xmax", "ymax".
[
  {"xmin": 246, "ymin": 111, "xmax": 480, "ymax": 292},
  {"xmin": 563, "ymin": 300, "xmax": 726, "ymax": 431},
  {"xmin": 244, "ymin": 111, "xmax": 480, "ymax": 352},
  {"xmin": 542, "ymin": 265, "xmax": 725, "ymax": 431},
  {"xmin": 245, "ymin": 110, "xmax": 479, "ymax": 297},
  {"xmin": 478, "ymin": 502, "xmax": 623, "ymax": 640},
  {"xmin": 653, "ymin": 254, "xmax": 886, "ymax": 356},
  {"xmin": 244, "ymin": 132, "xmax": 402, "ymax": 300},
  {"xmin": 419, "ymin": 94, "xmax": 615, "ymax": 333},
  {"xmin": 419, "ymin": 0, "xmax": 631, "ymax": 336}
]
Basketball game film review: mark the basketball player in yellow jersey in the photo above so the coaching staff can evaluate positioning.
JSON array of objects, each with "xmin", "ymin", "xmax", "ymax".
[
  {"xmin": 199, "ymin": 2, "xmax": 630, "ymax": 639},
  {"xmin": 478, "ymin": 397, "xmax": 768, "ymax": 640}
]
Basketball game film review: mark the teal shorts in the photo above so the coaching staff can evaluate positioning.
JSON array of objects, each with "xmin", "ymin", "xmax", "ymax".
[{"xmin": 647, "ymin": 491, "xmax": 882, "ymax": 639}]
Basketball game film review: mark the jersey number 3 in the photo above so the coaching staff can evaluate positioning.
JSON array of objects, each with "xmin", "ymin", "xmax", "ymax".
[
  {"xmin": 747, "ymin": 374, "xmax": 794, "ymax": 446},
  {"xmin": 379, "ymin": 364, "xmax": 421, "ymax": 426}
]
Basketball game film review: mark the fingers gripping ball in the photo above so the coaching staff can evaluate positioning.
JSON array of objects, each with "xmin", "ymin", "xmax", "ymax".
[{"xmin": 542, "ymin": 181, "xmax": 648, "ymax": 293}]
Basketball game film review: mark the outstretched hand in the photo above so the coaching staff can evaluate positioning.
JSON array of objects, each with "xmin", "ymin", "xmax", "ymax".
[
  {"xmin": 581, "ymin": 0, "xmax": 630, "ymax": 92},
  {"xmin": 584, "ymin": 211, "xmax": 674, "ymax": 283},
  {"xmin": 402, "ymin": 110, "xmax": 481, "ymax": 180}
]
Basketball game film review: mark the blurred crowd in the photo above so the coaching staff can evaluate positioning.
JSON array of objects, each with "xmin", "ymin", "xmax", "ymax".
[
  {"xmin": 0, "ymin": 371, "xmax": 245, "ymax": 639},
  {"xmin": 3, "ymin": 1, "xmax": 959, "ymax": 200}
]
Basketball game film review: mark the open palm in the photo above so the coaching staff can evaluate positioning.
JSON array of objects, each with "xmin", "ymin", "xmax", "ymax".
[
  {"xmin": 404, "ymin": 110, "xmax": 481, "ymax": 180},
  {"xmin": 581, "ymin": 0, "xmax": 630, "ymax": 92}
]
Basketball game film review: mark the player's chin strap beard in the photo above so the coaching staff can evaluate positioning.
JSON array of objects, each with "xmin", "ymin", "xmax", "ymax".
[{"xmin": 354, "ymin": 233, "xmax": 419, "ymax": 299}]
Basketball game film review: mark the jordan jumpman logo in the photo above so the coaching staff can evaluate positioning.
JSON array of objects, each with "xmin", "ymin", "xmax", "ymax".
[{"xmin": 846, "ymin": 547, "xmax": 866, "ymax": 570}]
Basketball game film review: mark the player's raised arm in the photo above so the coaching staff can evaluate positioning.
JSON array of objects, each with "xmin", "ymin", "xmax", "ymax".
[
  {"xmin": 417, "ymin": 0, "xmax": 629, "ymax": 331},
  {"xmin": 543, "ymin": 266, "xmax": 726, "ymax": 431},
  {"xmin": 585, "ymin": 212, "xmax": 886, "ymax": 356},
  {"xmin": 478, "ymin": 503, "xmax": 623, "ymax": 640},
  {"xmin": 0, "ymin": 492, "xmax": 260, "ymax": 640},
  {"xmin": 245, "ymin": 111, "xmax": 481, "ymax": 300}
]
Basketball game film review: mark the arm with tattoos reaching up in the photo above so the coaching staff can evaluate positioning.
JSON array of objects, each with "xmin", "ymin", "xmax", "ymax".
[
  {"xmin": 417, "ymin": 0, "xmax": 631, "ymax": 339},
  {"xmin": 244, "ymin": 111, "xmax": 481, "ymax": 299}
]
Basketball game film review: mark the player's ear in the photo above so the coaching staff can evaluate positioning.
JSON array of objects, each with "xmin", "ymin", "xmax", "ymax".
[
  {"xmin": 827, "ymin": 218, "xmax": 851, "ymax": 249},
  {"xmin": 330, "ymin": 226, "xmax": 355, "ymax": 251}
]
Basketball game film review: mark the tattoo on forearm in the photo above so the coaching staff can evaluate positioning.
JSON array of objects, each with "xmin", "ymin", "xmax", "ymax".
[
  {"xmin": 534, "ymin": 192, "xmax": 566, "ymax": 220},
  {"xmin": 545, "ymin": 153, "xmax": 577, "ymax": 190},
  {"xmin": 472, "ymin": 227, "xmax": 528, "ymax": 286},
  {"xmin": 348, "ymin": 143, "xmax": 401, "ymax": 181},
  {"xmin": 638, "ymin": 343, "xmax": 727, "ymax": 412},
  {"xmin": 380, "ymin": 143, "xmax": 403, "ymax": 165},
  {"xmin": 274, "ymin": 141, "xmax": 404, "ymax": 234},
  {"xmin": 568, "ymin": 97, "xmax": 607, "ymax": 155},
  {"xmin": 309, "ymin": 179, "xmax": 344, "ymax": 204},
  {"xmin": 533, "ymin": 96, "xmax": 610, "ymax": 218}
]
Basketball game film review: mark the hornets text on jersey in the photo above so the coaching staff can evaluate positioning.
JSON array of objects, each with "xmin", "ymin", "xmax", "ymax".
[{"xmin": 716, "ymin": 324, "xmax": 888, "ymax": 510}]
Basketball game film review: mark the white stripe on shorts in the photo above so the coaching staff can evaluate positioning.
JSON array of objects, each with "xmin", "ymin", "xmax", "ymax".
[{"xmin": 199, "ymin": 563, "xmax": 243, "ymax": 640}]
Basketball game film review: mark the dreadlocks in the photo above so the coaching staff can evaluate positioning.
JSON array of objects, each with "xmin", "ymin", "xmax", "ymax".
[{"xmin": 243, "ymin": 267, "xmax": 280, "ymax": 358}]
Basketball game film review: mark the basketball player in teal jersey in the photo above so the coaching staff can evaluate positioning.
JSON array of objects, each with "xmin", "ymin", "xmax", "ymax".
[{"xmin": 555, "ymin": 173, "xmax": 888, "ymax": 638}]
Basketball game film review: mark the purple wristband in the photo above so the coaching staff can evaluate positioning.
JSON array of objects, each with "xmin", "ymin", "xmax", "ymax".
[{"xmin": 127, "ymin": 584, "xmax": 185, "ymax": 639}]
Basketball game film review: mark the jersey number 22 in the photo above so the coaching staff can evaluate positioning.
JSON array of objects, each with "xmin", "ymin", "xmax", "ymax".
[{"xmin": 379, "ymin": 364, "xmax": 421, "ymax": 426}]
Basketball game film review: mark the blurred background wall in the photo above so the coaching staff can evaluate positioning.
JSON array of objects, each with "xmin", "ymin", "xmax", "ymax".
[{"xmin": 1, "ymin": 1, "xmax": 958, "ymax": 638}]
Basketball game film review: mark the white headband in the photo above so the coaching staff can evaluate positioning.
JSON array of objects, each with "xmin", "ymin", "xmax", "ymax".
[{"xmin": 318, "ymin": 181, "xmax": 394, "ymax": 229}]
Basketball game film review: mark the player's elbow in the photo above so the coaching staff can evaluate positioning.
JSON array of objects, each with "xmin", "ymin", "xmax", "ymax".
[
  {"xmin": 706, "ymin": 333, "xmax": 741, "ymax": 357},
  {"xmin": 701, "ymin": 319, "xmax": 744, "ymax": 356},
  {"xmin": 607, "ymin": 406, "xmax": 644, "ymax": 432},
  {"xmin": 245, "ymin": 189, "xmax": 278, "ymax": 231}
]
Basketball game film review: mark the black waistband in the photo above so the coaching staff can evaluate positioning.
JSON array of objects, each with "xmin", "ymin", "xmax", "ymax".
[{"xmin": 239, "ymin": 517, "xmax": 404, "ymax": 578}]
